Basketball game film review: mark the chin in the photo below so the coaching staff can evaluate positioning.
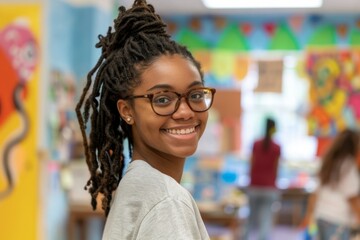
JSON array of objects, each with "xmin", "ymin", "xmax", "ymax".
[{"xmin": 175, "ymin": 147, "xmax": 198, "ymax": 158}]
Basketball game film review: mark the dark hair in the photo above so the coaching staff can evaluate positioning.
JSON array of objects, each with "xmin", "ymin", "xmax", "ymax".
[
  {"xmin": 262, "ymin": 117, "xmax": 276, "ymax": 150},
  {"xmin": 319, "ymin": 128, "xmax": 360, "ymax": 186},
  {"xmin": 75, "ymin": 0, "xmax": 203, "ymax": 215}
]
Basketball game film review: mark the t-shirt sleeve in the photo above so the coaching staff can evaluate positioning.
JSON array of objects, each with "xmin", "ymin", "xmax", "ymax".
[
  {"xmin": 136, "ymin": 197, "xmax": 206, "ymax": 240},
  {"xmin": 338, "ymin": 160, "xmax": 360, "ymax": 198}
]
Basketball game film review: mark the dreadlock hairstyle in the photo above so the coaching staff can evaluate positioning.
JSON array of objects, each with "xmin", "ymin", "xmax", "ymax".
[
  {"xmin": 319, "ymin": 128, "xmax": 360, "ymax": 186},
  {"xmin": 75, "ymin": 0, "xmax": 203, "ymax": 216}
]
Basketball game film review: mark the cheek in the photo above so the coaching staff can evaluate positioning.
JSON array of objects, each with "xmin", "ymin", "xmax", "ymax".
[
  {"xmin": 132, "ymin": 109, "xmax": 163, "ymax": 138},
  {"xmin": 356, "ymin": 154, "xmax": 360, "ymax": 169},
  {"xmin": 199, "ymin": 112, "xmax": 209, "ymax": 135}
]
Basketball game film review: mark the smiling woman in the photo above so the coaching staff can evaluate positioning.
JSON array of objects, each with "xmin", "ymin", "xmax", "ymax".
[{"xmin": 75, "ymin": 0, "xmax": 215, "ymax": 239}]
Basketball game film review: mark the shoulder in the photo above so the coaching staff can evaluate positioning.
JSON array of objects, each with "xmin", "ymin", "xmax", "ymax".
[
  {"xmin": 137, "ymin": 197, "xmax": 209, "ymax": 239},
  {"xmin": 273, "ymin": 141, "xmax": 281, "ymax": 151},
  {"xmin": 114, "ymin": 160, "xmax": 192, "ymax": 208},
  {"xmin": 253, "ymin": 139, "xmax": 263, "ymax": 148},
  {"xmin": 342, "ymin": 157, "xmax": 358, "ymax": 169},
  {"xmin": 269, "ymin": 140, "xmax": 280, "ymax": 152},
  {"xmin": 340, "ymin": 158, "xmax": 359, "ymax": 179},
  {"xmin": 254, "ymin": 139, "xmax": 262, "ymax": 145},
  {"xmin": 103, "ymin": 160, "xmax": 195, "ymax": 239},
  {"xmin": 336, "ymin": 158, "xmax": 360, "ymax": 194}
]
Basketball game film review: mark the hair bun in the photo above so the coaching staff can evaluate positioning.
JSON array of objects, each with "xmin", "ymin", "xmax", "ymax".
[
  {"xmin": 95, "ymin": 1, "xmax": 170, "ymax": 58},
  {"xmin": 103, "ymin": 2, "xmax": 169, "ymax": 53},
  {"xmin": 133, "ymin": 0, "xmax": 148, "ymax": 7}
]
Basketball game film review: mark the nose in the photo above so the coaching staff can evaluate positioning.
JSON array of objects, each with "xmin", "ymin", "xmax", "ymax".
[{"xmin": 172, "ymin": 97, "xmax": 195, "ymax": 120}]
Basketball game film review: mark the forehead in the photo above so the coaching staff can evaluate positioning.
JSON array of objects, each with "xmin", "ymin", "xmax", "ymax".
[{"xmin": 135, "ymin": 54, "xmax": 202, "ymax": 93}]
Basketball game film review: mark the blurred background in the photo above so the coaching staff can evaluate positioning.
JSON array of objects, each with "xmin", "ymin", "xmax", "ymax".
[{"xmin": 0, "ymin": 0, "xmax": 360, "ymax": 239}]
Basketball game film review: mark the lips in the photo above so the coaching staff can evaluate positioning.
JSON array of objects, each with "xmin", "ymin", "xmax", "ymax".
[{"xmin": 165, "ymin": 127, "xmax": 196, "ymax": 135}]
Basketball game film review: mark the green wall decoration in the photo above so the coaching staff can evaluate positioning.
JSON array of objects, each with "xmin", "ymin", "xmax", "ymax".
[
  {"xmin": 268, "ymin": 23, "xmax": 300, "ymax": 50},
  {"xmin": 177, "ymin": 28, "xmax": 210, "ymax": 51},
  {"xmin": 349, "ymin": 29, "xmax": 360, "ymax": 46},
  {"xmin": 308, "ymin": 25, "xmax": 337, "ymax": 46},
  {"xmin": 216, "ymin": 23, "xmax": 249, "ymax": 51},
  {"xmin": 169, "ymin": 15, "xmax": 360, "ymax": 52}
]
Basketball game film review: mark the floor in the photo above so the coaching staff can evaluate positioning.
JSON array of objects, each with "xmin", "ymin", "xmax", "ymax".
[
  {"xmin": 207, "ymin": 224, "xmax": 304, "ymax": 240},
  {"xmin": 266, "ymin": 225, "xmax": 304, "ymax": 240}
]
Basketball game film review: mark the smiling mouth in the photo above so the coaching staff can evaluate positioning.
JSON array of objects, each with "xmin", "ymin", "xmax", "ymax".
[{"xmin": 165, "ymin": 127, "xmax": 196, "ymax": 135}]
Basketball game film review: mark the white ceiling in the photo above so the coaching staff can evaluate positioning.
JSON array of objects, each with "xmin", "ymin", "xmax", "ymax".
[
  {"xmin": 120, "ymin": 0, "xmax": 360, "ymax": 15},
  {"xmin": 3, "ymin": 0, "xmax": 356, "ymax": 15}
]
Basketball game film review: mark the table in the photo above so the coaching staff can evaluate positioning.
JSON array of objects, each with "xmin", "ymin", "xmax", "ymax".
[
  {"xmin": 198, "ymin": 202, "xmax": 245, "ymax": 240},
  {"xmin": 68, "ymin": 200, "xmax": 249, "ymax": 240},
  {"xmin": 67, "ymin": 203, "xmax": 105, "ymax": 240}
]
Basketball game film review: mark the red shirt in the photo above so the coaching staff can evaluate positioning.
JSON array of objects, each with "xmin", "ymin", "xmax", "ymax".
[{"xmin": 250, "ymin": 139, "xmax": 281, "ymax": 188}]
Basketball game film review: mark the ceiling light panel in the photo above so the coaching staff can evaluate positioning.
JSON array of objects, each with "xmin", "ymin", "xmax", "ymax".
[{"xmin": 202, "ymin": 0, "xmax": 323, "ymax": 9}]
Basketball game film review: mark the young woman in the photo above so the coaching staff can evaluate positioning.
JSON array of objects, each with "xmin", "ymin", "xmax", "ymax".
[
  {"xmin": 243, "ymin": 117, "xmax": 281, "ymax": 240},
  {"xmin": 302, "ymin": 129, "xmax": 360, "ymax": 240},
  {"xmin": 75, "ymin": 0, "xmax": 215, "ymax": 239}
]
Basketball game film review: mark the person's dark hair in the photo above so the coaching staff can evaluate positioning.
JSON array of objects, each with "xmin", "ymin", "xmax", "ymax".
[
  {"xmin": 262, "ymin": 117, "xmax": 276, "ymax": 150},
  {"xmin": 75, "ymin": 0, "xmax": 203, "ymax": 216},
  {"xmin": 319, "ymin": 128, "xmax": 360, "ymax": 186}
]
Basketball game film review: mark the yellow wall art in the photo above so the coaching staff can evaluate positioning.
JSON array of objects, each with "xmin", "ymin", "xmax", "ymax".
[{"xmin": 0, "ymin": 4, "xmax": 41, "ymax": 240}]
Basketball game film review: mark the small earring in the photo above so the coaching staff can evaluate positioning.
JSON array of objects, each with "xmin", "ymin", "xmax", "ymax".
[{"xmin": 126, "ymin": 117, "xmax": 131, "ymax": 122}]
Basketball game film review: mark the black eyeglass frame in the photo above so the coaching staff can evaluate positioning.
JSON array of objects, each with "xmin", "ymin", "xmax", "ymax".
[{"xmin": 125, "ymin": 87, "xmax": 216, "ymax": 116}]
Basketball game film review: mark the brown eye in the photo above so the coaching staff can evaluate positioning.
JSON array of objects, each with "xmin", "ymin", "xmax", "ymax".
[{"xmin": 152, "ymin": 92, "xmax": 177, "ymax": 106}]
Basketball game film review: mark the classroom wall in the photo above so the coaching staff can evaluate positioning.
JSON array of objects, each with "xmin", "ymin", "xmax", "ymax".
[{"xmin": 44, "ymin": 1, "xmax": 112, "ymax": 240}]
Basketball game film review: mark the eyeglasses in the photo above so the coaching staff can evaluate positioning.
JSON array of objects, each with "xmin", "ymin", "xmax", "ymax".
[{"xmin": 126, "ymin": 87, "xmax": 216, "ymax": 116}]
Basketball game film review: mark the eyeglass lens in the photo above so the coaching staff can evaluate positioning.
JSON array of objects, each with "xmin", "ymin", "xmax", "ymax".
[{"xmin": 151, "ymin": 88, "xmax": 214, "ymax": 116}]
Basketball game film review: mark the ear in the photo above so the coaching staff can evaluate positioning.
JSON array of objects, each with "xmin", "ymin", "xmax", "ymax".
[{"xmin": 117, "ymin": 99, "xmax": 133, "ymax": 124}]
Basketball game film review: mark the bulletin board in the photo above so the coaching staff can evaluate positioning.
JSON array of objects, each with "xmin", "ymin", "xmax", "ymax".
[
  {"xmin": 0, "ymin": 4, "xmax": 41, "ymax": 240},
  {"xmin": 211, "ymin": 89, "xmax": 241, "ymax": 153},
  {"xmin": 255, "ymin": 59, "xmax": 283, "ymax": 93}
]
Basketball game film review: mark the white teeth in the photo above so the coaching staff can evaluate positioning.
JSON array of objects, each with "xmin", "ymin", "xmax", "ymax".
[{"xmin": 166, "ymin": 127, "xmax": 195, "ymax": 135}]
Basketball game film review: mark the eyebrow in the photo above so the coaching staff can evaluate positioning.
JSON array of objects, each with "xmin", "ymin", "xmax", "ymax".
[{"xmin": 146, "ymin": 81, "xmax": 203, "ymax": 92}]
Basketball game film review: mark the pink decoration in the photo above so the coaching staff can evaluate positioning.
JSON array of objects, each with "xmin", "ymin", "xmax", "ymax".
[
  {"xmin": 289, "ymin": 15, "xmax": 303, "ymax": 33},
  {"xmin": 263, "ymin": 22, "xmax": 276, "ymax": 36},
  {"xmin": 0, "ymin": 22, "xmax": 38, "ymax": 82}
]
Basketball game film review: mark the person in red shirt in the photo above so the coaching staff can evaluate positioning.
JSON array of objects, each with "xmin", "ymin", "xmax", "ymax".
[{"xmin": 243, "ymin": 117, "xmax": 281, "ymax": 240}]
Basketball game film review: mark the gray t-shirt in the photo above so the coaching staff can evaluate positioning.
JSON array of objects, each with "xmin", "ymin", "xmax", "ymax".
[{"xmin": 102, "ymin": 160, "xmax": 210, "ymax": 240}]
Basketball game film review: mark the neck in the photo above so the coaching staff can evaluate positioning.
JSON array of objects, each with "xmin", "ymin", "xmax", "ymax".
[{"xmin": 132, "ymin": 151, "xmax": 185, "ymax": 183}]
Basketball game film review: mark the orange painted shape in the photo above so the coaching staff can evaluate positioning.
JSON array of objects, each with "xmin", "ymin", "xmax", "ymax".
[
  {"xmin": 240, "ymin": 22, "xmax": 252, "ymax": 36},
  {"xmin": 0, "ymin": 47, "xmax": 19, "ymax": 126},
  {"xmin": 316, "ymin": 137, "xmax": 334, "ymax": 157}
]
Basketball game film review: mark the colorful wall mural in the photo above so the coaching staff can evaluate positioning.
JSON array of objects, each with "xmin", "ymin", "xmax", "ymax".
[
  {"xmin": 0, "ymin": 4, "xmax": 41, "ymax": 240},
  {"xmin": 306, "ymin": 50, "xmax": 360, "ymax": 136},
  {"xmin": 164, "ymin": 14, "xmax": 360, "ymax": 137}
]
